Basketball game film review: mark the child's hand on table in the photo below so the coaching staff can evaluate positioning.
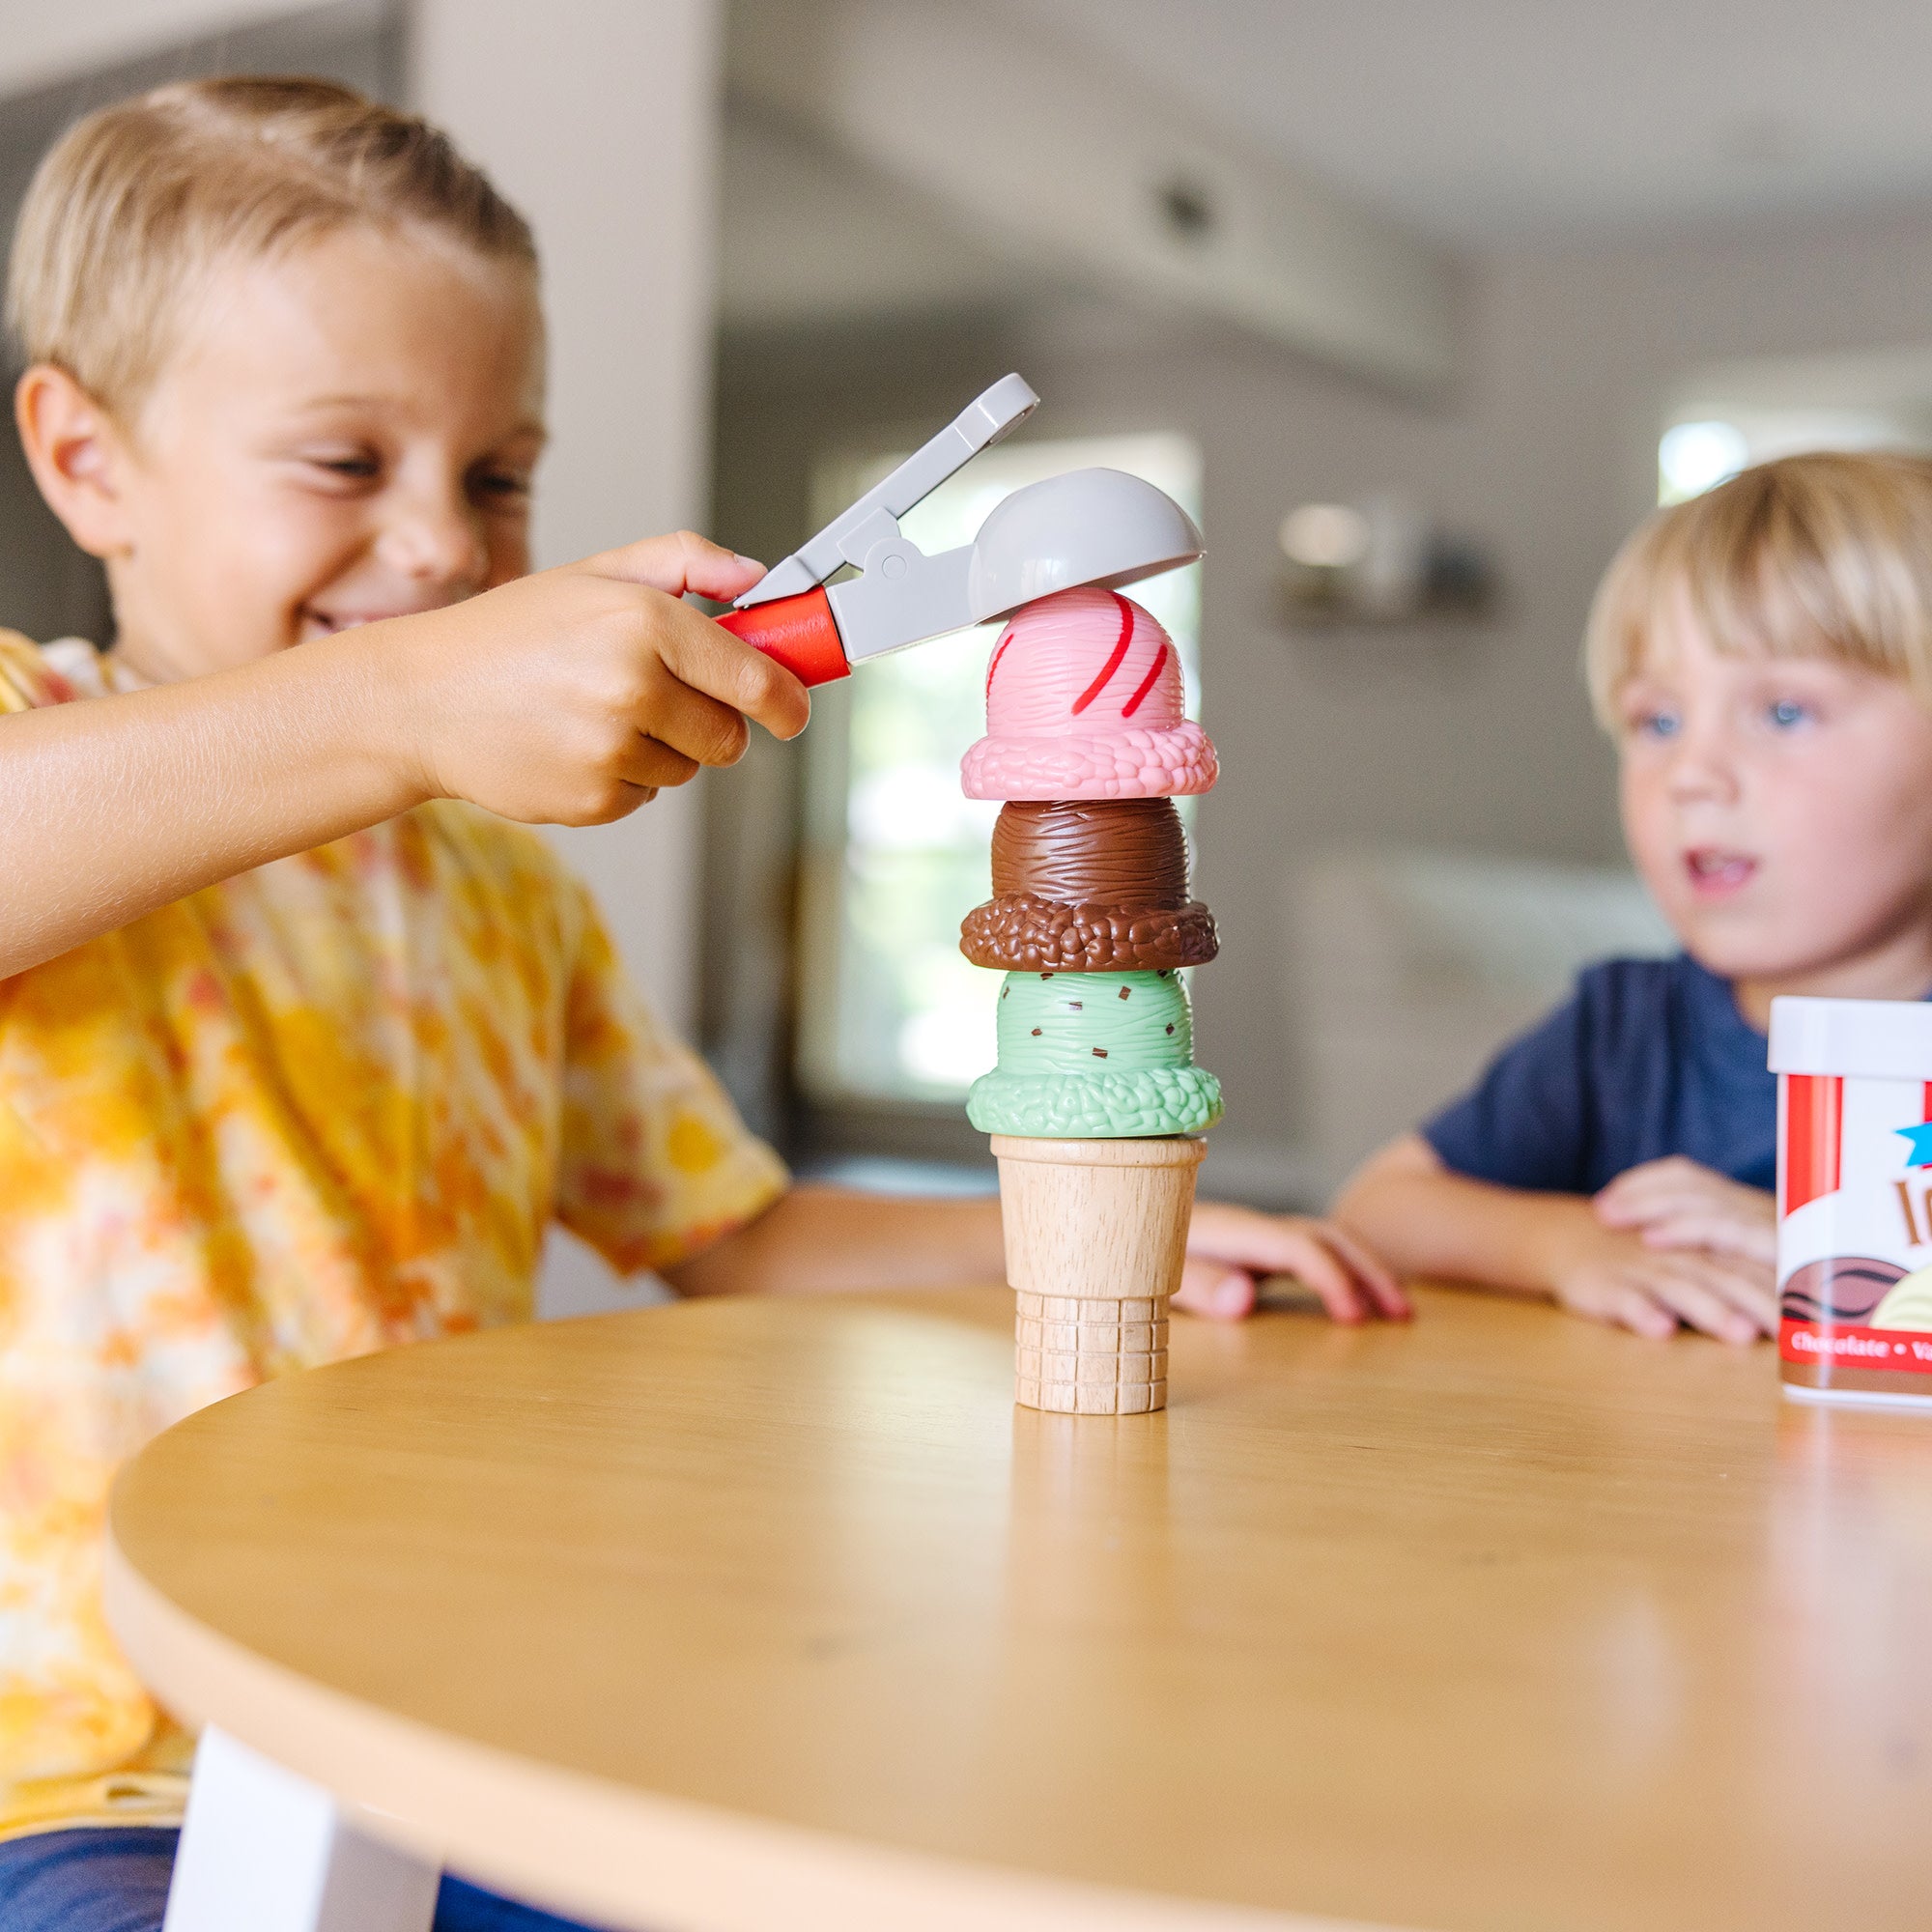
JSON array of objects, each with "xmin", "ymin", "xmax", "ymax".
[
  {"xmin": 1566, "ymin": 1158, "xmax": 1776, "ymax": 1342},
  {"xmin": 1592, "ymin": 1155, "xmax": 1777, "ymax": 1263},
  {"xmin": 1552, "ymin": 1209, "xmax": 1776, "ymax": 1345},
  {"xmin": 1174, "ymin": 1202, "xmax": 1410, "ymax": 1324}
]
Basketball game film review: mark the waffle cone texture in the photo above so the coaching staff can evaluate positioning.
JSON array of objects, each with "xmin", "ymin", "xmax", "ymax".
[{"xmin": 992, "ymin": 1135, "xmax": 1204, "ymax": 1414}]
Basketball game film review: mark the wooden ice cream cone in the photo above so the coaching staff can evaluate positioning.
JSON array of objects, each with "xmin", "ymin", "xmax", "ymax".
[{"xmin": 990, "ymin": 1134, "xmax": 1206, "ymax": 1414}]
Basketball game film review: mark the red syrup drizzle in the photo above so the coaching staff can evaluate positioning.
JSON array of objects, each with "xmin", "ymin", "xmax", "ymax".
[
  {"xmin": 983, "ymin": 626, "xmax": 1016, "ymax": 698},
  {"xmin": 1071, "ymin": 593, "xmax": 1137, "ymax": 716},
  {"xmin": 1120, "ymin": 642, "xmax": 1167, "ymax": 718}
]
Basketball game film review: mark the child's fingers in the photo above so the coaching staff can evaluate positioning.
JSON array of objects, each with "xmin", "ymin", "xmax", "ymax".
[
  {"xmin": 1565, "ymin": 1274, "xmax": 1679, "ymax": 1341},
  {"xmin": 1684, "ymin": 1250, "xmax": 1778, "ymax": 1331},
  {"xmin": 1593, "ymin": 1156, "xmax": 1725, "ymax": 1226},
  {"xmin": 1179, "ymin": 1206, "xmax": 1404, "ymax": 1322},
  {"xmin": 587, "ymin": 529, "xmax": 767, "ymax": 605},
  {"xmin": 1317, "ymin": 1225, "xmax": 1413, "ymax": 1320},
  {"xmin": 1595, "ymin": 1179, "xmax": 1702, "ymax": 1229},
  {"xmin": 1641, "ymin": 1256, "xmax": 1762, "ymax": 1344},
  {"xmin": 615, "ymin": 736, "xmax": 700, "ymax": 793},
  {"xmin": 627, "ymin": 659, "xmax": 755, "ymax": 770},
  {"xmin": 1595, "ymin": 1154, "xmax": 1698, "ymax": 1204},
  {"xmin": 1181, "ymin": 1200, "xmax": 1294, "ymax": 1266},
  {"xmin": 1184, "ymin": 1203, "xmax": 1396, "ymax": 1300},
  {"xmin": 653, "ymin": 596, "xmax": 811, "ymax": 744},
  {"xmin": 554, "ymin": 740, "xmax": 690, "ymax": 825},
  {"xmin": 1636, "ymin": 1209, "xmax": 1777, "ymax": 1263},
  {"xmin": 1173, "ymin": 1258, "xmax": 1256, "ymax": 1321},
  {"xmin": 1266, "ymin": 1238, "xmax": 1377, "ymax": 1324}
]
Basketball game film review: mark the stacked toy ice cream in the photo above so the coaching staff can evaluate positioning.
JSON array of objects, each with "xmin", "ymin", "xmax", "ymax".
[{"xmin": 960, "ymin": 585, "xmax": 1221, "ymax": 1414}]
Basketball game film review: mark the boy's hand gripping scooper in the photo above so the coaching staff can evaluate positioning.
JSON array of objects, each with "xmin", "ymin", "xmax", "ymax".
[{"xmin": 716, "ymin": 373, "xmax": 1205, "ymax": 684}]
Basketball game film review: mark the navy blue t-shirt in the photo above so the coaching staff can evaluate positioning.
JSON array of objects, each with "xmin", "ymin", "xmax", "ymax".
[{"xmin": 1422, "ymin": 955, "xmax": 1776, "ymax": 1195}]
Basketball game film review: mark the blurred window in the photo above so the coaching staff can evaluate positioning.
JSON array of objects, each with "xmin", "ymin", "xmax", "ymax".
[
  {"xmin": 1659, "ymin": 408, "xmax": 1924, "ymax": 503},
  {"xmin": 796, "ymin": 433, "xmax": 1203, "ymax": 1105}
]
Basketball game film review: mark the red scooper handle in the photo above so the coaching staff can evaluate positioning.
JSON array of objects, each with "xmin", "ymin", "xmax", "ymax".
[{"xmin": 715, "ymin": 588, "xmax": 851, "ymax": 687}]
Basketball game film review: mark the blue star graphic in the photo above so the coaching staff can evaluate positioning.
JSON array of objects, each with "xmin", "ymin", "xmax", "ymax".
[{"xmin": 1896, "ymin": 1122, "xmax": 1932, "ymax": 1169}]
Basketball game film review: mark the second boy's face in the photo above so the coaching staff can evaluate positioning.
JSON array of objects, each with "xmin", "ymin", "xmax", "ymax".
[
  {"xmin": 1617, "ymin": 603, "xmax": 1932, "ymax": 996},
  {"xmin": 105, "ymin": 225, "xmax": 546, "ymax": 682}
]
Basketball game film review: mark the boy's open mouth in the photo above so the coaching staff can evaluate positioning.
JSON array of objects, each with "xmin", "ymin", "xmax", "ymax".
[{"xmin": 1684, "ymin": 847, "xmax": 1757, "ymax": 896}]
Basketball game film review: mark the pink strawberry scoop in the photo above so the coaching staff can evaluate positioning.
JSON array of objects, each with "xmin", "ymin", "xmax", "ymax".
[{"xmin": 960, "ymin": 586, "xmax": 1218, "ymax": 802}]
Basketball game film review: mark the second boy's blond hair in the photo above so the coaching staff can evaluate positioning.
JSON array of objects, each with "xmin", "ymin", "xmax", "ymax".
[
  {"xmin": 7, "ymin": 74, "xmax": 536, "ymax": 419},
  {"xmin": 1585, "ymin": 450, "xmax": 1932, "ymax": 723}
]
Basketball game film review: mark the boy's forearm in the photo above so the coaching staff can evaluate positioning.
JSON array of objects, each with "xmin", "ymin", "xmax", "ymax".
[
  {"xmin": 0, "ymin": 628, "xmax": 423, "ymax": 977},
  {"xmin": 1, "ymin": 540, "xmax": 808, "ymax": 980},
  {"xmin": 664, "ymin": 1185, "xmax": 1008, "ymax": 1299},
  {"xmin": 1335, "ymin": 1158, "xmax": 1599, "ymax": 1297}
]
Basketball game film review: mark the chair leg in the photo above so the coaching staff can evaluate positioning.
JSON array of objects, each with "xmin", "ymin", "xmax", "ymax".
[{"xmin": 162, "ymin": 1725, "xmax": 440, "ymax": 1932}]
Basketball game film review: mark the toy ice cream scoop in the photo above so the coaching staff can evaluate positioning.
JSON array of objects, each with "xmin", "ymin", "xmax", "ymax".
[
  {"xmin": 1772, "ymin": 995, "xmax": 1932, "ymax": 1406},
  {"xmin": 961, "ymin": 587, "xmax": 1217, "ymax": 801},
  {"xmin": 960, "ymin": 576, "xmax": 1221, "ymax": 1416},
  {"xmin": 717, "ymin": 375, "xmax": 1204, "ymax": 687},
  {"xmin": 969, "ymin": 970, "xmax": 1222, "ymax": 1137},
  {"xmin": 959, "ymin": 797, "xmax": 1218, "ymax": 972}
]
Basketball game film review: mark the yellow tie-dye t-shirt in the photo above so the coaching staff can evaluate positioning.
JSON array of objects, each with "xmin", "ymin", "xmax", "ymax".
[{"xmin": 0, "ymin": 634, "xmax": 788, "ymax": 1838}]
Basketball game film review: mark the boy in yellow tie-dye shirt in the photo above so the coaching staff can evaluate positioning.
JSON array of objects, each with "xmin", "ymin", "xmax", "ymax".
[{"xmin": 0, "ymin": 75, "xmax": 1403, "ymax": 1932}]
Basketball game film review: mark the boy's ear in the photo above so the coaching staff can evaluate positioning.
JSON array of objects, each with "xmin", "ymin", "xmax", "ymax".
[{"xmin": 14, "ymin": 363, "xmax": 135, "ymax": 559}]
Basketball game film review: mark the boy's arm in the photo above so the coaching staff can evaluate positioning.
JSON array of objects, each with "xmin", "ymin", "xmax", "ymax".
[
  {"xmin": 661, "ymin": 1184, "xmax": 1408, "ymax": 1322},
  {"xmin": 662, "ymin": 1186, "xmax": 1008, "ymax": 1299},
  {"xmin": 1335, "ymin": 1132, "xmax": 1775, "ymax": 1343},
  {"xmin": 0, "ymin": 535, "xmax": 805, "ymax": 978}
]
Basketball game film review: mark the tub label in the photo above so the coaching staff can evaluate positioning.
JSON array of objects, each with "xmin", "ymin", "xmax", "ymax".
[
  {"xmin": 1779, "ymin": 1320, "xmax": 1932, "ymax": 1369},
  {"xmin": 1777, "ymin": 1071, "xmax": 1932, "ymax": 1383}
]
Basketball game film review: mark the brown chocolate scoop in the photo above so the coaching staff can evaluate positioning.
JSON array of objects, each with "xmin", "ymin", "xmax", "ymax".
[
  {"xmin": 970, "ymin": 798, "xmax": 1215, "ymax": 970},
  {"xmin": 991, "ymin": 799, "xmax": 1191, "ymax": 907},
  {"xmin": 961, "ymin": 894, "xmax": 1217, "ymax": 972}
]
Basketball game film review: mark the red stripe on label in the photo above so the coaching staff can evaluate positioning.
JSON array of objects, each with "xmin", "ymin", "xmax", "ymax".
[
  {"xmin": 1782, "ymin": 1073, "xmax": 1843, "ymax": 1217},
  {"xmin": 1071, "ymin": 593, "xmax": 1136, "ymax": 716},
  {"xmin": 1121, "ymin": 641, "xmax": 1168, "ymax": 719}
]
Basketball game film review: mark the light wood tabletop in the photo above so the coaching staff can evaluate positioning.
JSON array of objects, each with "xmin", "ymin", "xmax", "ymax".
[{"xmin": 106, "ymin": 1284, "xmax": 1932, "ymax": 1932}]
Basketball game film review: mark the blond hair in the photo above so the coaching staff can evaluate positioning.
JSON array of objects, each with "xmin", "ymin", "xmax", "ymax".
[
  {"xmin": 7, "ymin": 74, "xmax": 536, "ymax": 416},
  {"xmin": 1584, "ymin": 450, "xmax": 1932, "ymax": 724}
]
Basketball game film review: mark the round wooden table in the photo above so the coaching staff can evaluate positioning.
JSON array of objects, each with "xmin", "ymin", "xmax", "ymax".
[{"xmin": 107, "ymin": 1285, "xmax": 1932, "ymax": 1932}]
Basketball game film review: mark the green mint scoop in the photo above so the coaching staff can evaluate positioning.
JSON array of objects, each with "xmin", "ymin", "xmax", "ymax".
[{"xmin": 967, "ymin": 969, "xmax": 1222, "ymax": 1138}]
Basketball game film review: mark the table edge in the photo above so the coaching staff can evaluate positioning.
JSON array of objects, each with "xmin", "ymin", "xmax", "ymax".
[{"xmin": 103, "ymin": 1533, "xmax": 1397, "ymax": 1932}]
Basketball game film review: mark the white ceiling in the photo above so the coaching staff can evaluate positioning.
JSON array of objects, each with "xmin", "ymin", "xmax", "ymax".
[{"xmin": 1028, "ymin": 0, "xmax": 1932, "ymax": 244}]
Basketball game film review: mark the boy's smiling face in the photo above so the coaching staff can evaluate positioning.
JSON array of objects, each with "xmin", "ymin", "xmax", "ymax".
[
  {"xmin": 35, "ymin": 223, "xmax": 545, "ymax": 683},
  {"xmin": 1617, "ymin": 597, "xmax": 1932, "ymax": 1014}
]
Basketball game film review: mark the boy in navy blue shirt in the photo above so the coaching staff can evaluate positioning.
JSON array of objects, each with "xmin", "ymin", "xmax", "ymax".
[{"xmin": 1337, "ymin": 453, "xmax": 1932, "ymax": 1343}]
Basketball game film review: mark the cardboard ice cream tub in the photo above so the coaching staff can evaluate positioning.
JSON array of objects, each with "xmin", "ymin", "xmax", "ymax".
[{"xmin": 1771, "ymin": 995, "xmax": 1932, "ymax": 1406}]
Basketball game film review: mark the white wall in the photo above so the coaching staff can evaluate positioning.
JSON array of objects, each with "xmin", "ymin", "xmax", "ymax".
[
  {"xmin": 0, "ymin": 0, "xmax": 331, "ymax": 97},
  {"xmin": 411, "ymin": 0, "xmax": 722, "ymax": 1040},
  {"xmin": 412, "ymin": 0, "xmax": 725, "ymax": 1310}
]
